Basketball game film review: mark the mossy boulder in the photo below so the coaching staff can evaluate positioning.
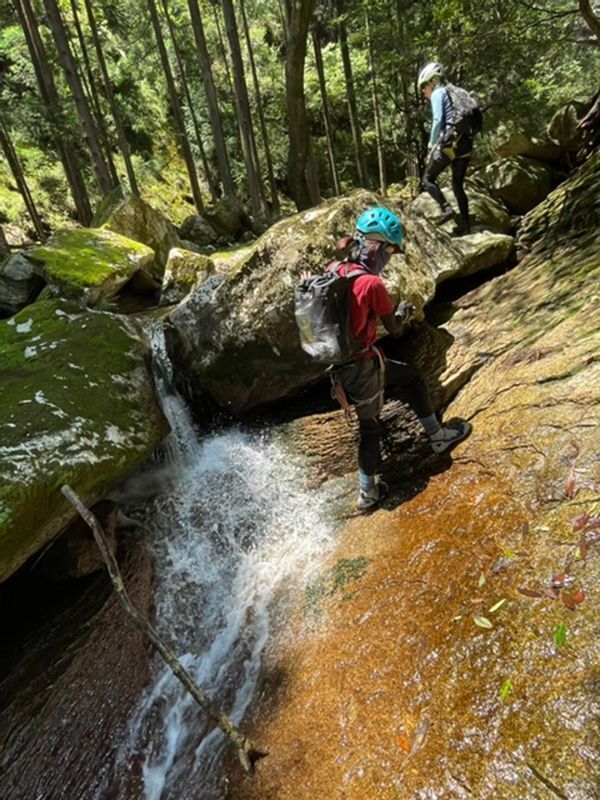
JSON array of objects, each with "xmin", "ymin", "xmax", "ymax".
[
  {"xmin": 179, "ymin": 214, "xmax": 219, "ymax": 248},
  {"xmin": 485, "ymin": 156, "xmax": 554, "ymax": 214},
  {"xmin": 204, "ymin": 194, "xmax": 250, "ymax": 237},
  {"xmin": 159, "ymin": 248, "xmax": 215, "ymax": 306},
  {"xmin": 92, "ymin": 188, "xmax": 180, "ymax": 277},
  {"xmin": 0, "ymin": 252, "xmax": 46, "ymax": 314},
  {"xmin": 0, "ymin": 299, "xmax": 169, "ymax": 582},
  {"xmin": 546, "ymin": 96, "xmax": 593, "ymax": 153},
  {"xmin": 28, "ymin": 228, "xmax": 154, "ymax": 305}
]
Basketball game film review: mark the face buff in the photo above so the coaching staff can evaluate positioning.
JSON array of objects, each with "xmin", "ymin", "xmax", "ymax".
[{"xmin": 353, "ymin": 237, "xmax": 391, "ymax": 275}]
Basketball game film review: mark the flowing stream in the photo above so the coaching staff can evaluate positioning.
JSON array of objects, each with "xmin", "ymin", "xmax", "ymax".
[{"xmin": 112, "ymin": 323, "xmax": 337, "ymax": 799}]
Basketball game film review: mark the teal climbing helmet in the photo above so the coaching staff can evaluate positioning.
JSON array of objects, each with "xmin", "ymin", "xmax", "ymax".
[{"xmin": 356, "ymin": 206, "xmax": 404, "ymax": 250}]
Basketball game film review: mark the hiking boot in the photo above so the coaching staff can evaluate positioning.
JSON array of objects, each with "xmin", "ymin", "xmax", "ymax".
[
  {"xmin": 452, "ymin": 221, "xmax": 471, "ymax": 236},
  {"xmin": 435, "ymin": 207, "xmax": 456, "ymax": 227},
  {"xmin": 357, "ymin": 480, "xmax": 389, "ymax": 510},
  {"xmin": 429, "ymin": 421, "xmax": 472, "ymax": 453}
]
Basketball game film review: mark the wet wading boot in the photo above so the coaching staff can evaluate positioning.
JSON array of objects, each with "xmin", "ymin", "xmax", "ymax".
[
  {"xmin": 357, "ymin": 480, "xmax": 389, "ymax": 511},
  {"xmin": 429, "ymin": 420, "xmax": 472, "ymax": 453}
]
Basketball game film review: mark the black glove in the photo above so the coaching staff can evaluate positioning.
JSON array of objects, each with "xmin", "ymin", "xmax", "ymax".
[{"xmin": 394, "ymin": 300, "xmax": 415, "ymax": 324}]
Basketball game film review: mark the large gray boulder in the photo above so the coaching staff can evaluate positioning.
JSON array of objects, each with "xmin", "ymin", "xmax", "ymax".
[
  {"xmin": 165, "ymin": 190, "xmax": 514, "ymax": 413},
  {"xmin": 92, "ymin": 188, "xmax": 181, "ymax": 277},
  {"xmin": 485, "ymin": 156, "xmax": 554, "ymax": 214},
  {"xmin": 0, "ymin": 298, "xmax": 168, "ymax": 582},
  {"xmin": 495, "ymin": 131, "xmax": 561, "ymax": 163},
  {"xmin": 0, "ymin": 252, "xmax": 45, "ymax": 314},
  {"xmin": 159, "ymin": 247, "xmax": 215, "ymax": 306},
  {"xmin": 179, "ymin": 215, "xmax": 219, "ymax": 248},
  {"xmin": 547, "ymin": 96, "xmax": 594, "ymax": 153},
  {"xmin": 409, "ymin": 188, "xmax": 513, "ymax": 234}
]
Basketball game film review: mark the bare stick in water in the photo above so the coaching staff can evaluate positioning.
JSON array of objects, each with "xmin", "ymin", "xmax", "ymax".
[{"xmin": 61, "ymin": 484, "xmax": 268, "ymax": 772}]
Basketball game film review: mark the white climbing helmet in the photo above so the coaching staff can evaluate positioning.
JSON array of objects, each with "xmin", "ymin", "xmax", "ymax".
[{"xmin": 418, "ymin": 61, "xmax": 445, "ymax": 88}]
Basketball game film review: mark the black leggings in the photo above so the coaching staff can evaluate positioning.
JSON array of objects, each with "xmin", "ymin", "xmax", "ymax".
[
  {"xmin": 357, "ymin": 358, "xmax": 434, "ymax": 475},
  {"xmin": 422, "ymin": 137, "xmax": 472, "ymax": 224}
]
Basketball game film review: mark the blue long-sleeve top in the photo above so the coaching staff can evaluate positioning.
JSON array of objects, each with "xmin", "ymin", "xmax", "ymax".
[{"xmin": 429, "ymin": 86, "xmax": 454, "ymax": 147}]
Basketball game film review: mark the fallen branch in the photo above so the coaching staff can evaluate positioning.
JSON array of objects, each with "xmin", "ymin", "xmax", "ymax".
[{"xmin": 61, "ymin": 484, "xmax": 268, "ymax": 772}]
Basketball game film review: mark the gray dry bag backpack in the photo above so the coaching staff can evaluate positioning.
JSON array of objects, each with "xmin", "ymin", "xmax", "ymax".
[
  {"xmin": 446, "ymin": 83, "xmax": 483, "ymax": 137},
  {"xmin": 294, "ymin": 262, "xmax": 366, "ymax": 364}
]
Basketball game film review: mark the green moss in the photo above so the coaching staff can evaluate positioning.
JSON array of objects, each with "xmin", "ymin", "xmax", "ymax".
[
  {"xmin": 305, "ymin": 557, "xmax": 371, "ymax": 617},
  {"xmin": 0, "ymin": 299, "xmax": 168, "ymax": 580},
  {"xmin": 29, "ymin": 227, "xmax": 154, "ymax": 300}
]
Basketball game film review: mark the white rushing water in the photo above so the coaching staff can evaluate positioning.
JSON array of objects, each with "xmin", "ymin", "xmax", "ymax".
[{"xmin": 114, "ymin": 323, "xmax": 336, "ymax": 799}]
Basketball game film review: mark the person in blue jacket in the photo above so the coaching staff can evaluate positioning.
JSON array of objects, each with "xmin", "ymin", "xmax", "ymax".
[{"xmin": 419, "ymin": 61, "xmax": 473, "ymax": 235}]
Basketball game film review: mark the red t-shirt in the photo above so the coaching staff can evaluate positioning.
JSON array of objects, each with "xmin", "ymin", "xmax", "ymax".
[{"xmin": 335, "ymin": 263, "xmax": 394, "ymax": 349}]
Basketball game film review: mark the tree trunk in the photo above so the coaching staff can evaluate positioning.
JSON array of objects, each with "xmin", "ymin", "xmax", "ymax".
[
  {"xmin": 579, "ymin": 0, "xmax": 600, "ymax": 42},
  {"xmin": 42, "ymin": 0, "xmax": 115, "ymax": 196},
  {"xmin": 82, "ymin": 0, "xmax": 139, "ymax": 196},
  {"xmin": 15, "ymin": 0, "xmax": 92, "ymax": 224},
  {"xmin": 365, "ymin": 13, "xmax": 386, "ymax": 195},
  {"xmin": 337, "ymin": 0, "xmax": 369, "ymax": 187},
  {"xmin": 240, "ymin": 0, "xmax": 280, "ymax": 214},
  {"xmin": 221, "ymin": 0, "xmax": 265, "ymax": 217},
  {"xmin": 68, "ymin": 0, "xmax": 119, "ymax": 188},
  {"xmin": 162, "ymin": 0, "xmax": 218, "ymax": 202},
  {"xmin": 312, "ymin": 28, "xmax": 341, "ymax": 196},
  {"xmin": 283, "ymin": 0, "xmax": 319, "ymax": 210},
  {"xmin": 146, "ymin": 0, "xmax": 204, "ymax": 213},
  {"xmin": 0, "ymin": 225, "xmax": 10, "ymax": 256},
  {"xmin": 0, "ymin": 117, "xmax": 46, "ymax": 241},
  {"xmin": 187, "ymin": 0, "xmax": 235, "ymax": 196}
]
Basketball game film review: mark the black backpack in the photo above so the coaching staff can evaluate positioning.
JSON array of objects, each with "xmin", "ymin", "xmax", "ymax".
[
  {"xmin": 446, "ymin": 83, "xmax": 483, "ymax": 138},
  {"xmin": 294, "ymin": 261, "xmax": 366, "ymax": 364}
]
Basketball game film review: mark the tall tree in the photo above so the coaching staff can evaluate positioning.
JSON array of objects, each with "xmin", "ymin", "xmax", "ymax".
[
  {"xmin": 187, "ymin": 0, "xmax": 235, "ymax": 196},
  {"xmin": 0, "ymin": 116, "xmax": 46, "ymax": 240},
  {"xmin": 82, "ymin": 0, "xmax": 140, "ymax": 196},
  {"xmin": 146, "ymin": 0, "xmax": 204, "ymax": 213},
  {"xmin": 14, "ymin": 0, "xmax": 92, "ymax": 224},
  {"xmin": 161, "ymin": 0, "xmax": 218, "ymax": 202},
  {"xmin": 365, "ymin": 12, "xmax": 385, "ymax": 194},
  {"xmin": 312, "ymin": 25, "xmax": 341, "ymax": 195},
  {"xmin": 239, "ymin": 0, "xmax": 280, "ymax": 214},
  {"xmin": 68, "ymin": 0, "xmax": 119, "ymax": 188},
  {"xmin": 221, "ymin": 0, "xmax": 265, "ymax": 217},
  {"xmin": 579, "ymin": 0, "xmax": 600, "ymax": 41},
  {"xmin": 282, "ymin": 0, "xmax": 319, "ymax": 210},
  {"xmin": 336, "ymin": 0, "xmax": 369, "ymax": 187},
  {"xmin": 41, "ymin": 0, "xmax": 115, "ymax": 195}
]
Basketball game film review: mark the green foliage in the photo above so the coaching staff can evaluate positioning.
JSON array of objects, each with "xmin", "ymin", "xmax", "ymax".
[{"xmin": 0, "ymin": 0, "xmax": 597, "ymax": 232}]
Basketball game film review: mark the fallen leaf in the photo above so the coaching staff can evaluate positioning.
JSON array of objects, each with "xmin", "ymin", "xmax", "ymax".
[
  {"xmin": 518, "ymin": 587, "xmax": 543, "ymax": 598},
  {"xmin": 561, "ymin": 588, "xmax": 586, "ymax": 610},
  {"xmin": 488, "ymin": 598, "xmax": 507, "ymax": 614},
  {"xmin": 503, "ymin": 549, "xmax": 516, "ymax": 558},
  {"xmin": 409, "ymin": 718, "xmax": 430, "ymax": 756},
  {"xmin": 478, "ymin": 572, "xmax": 486, "ymax": 588},
  {"xmin": 473, "ymin": 616, "xmax": 494, "ymax": 629},
  {"xmin": 578, "ymin": 531, "xmax": 589, "ymax": 562},
  {"xmin": 521, "ymin": 521, "xmax": 530, "ymax": 536},
  {"xmin": 452, "ymin": 615, "xmax": 463, "ymax": 621},
  {"xmin": 572, "ymin": 513, "xmax": 590, "ymax": 532},
  {"xmin": 469, "ymin": 598, "xmax": 484, "ymax": 604},
  {"xmin": 396, "ymin": 734, "xmax": 411, "ymax": 753},
  {"xmin": 565, "ymin": 462, "xmax": 577, "ymax": 499},
  {"xmin": 499, "ymin": 679, "xmax": 513, "ymax": 701},
  {"xmin": 554, "ymin": 622, "xmax": 567, "ymax": 647}
]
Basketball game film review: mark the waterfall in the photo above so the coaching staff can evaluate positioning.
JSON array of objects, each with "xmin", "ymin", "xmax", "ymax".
[{"xmin": 113, "ymin": 321, "xmax": 336, "ymax": 799}]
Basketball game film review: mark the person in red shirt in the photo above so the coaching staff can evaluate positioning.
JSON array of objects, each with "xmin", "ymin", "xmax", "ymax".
[{"xmin": 331, "ymin": 207, "xmax": 471, "ymax": 510}]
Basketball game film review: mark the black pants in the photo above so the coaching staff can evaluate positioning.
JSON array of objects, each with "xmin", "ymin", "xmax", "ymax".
[
  {"xmin": 422, "ymin": 136, "xmax": 473, "ymax": 225},
  {"xmin": 336, "ymin": 352, "xmax": 434, "ymax": 476}
]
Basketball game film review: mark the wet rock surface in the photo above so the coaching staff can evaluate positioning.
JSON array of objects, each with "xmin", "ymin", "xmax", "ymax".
[
  {"xmin": 0, "ymin": 534, "xmax": 154, "ymax": 800},
  {"xmin": 0, "ymin": 299, "xmax": 168, "ymax": 581},
  {"xmin": 226, "ymin": 153, "xmax": 600, "ymax": 799}
]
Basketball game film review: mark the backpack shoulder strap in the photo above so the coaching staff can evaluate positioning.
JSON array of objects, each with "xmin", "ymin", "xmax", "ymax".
[{"xmin": 344, "ymin": 262, "xmax": 368, "ymax": 280}]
